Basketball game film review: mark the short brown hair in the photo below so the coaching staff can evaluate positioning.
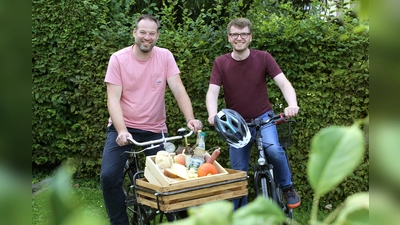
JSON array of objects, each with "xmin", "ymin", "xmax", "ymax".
[
  {"xmin": 135, "ymin": 14, "xmax": 161, "ymax": 31},
  {"xmin": 227, "ymin": 18, "xmax": 252, "ymax": 33}
]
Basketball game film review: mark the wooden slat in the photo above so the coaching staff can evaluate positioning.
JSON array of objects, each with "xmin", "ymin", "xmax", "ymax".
[
  {"xmin": 136, "ymin": 169, "xmax": 247, "ymax": 192},
  {"xmin": 135, "ymin": 168, "xmax": 248, "ymax": 212},
  {"xmin": 137, "ymin": 180, "xmax": 247, "ymax": 203},
  {"xmin": 137, "ymin": 189, "xmax": 248, "ymax": 212}
]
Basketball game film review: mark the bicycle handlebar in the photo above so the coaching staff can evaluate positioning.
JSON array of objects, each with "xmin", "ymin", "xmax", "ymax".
[
  {"xmin": 247, "ymin": 111, "xmax": 298, "ymax": 127},
  {"xmin": 127, "ymin": 129, "xmax": 194, "ymax": 146}
]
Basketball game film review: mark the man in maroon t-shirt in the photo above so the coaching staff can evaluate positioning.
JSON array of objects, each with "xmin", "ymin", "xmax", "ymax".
[{"xmin": 206, "ymin": 18, "xmax": 301, "ymax": 209}]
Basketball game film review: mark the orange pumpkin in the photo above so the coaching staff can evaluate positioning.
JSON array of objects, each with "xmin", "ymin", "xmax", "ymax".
[{"xmin": 197, "ymin": 163, "xmax": 218, "ymax": 177}]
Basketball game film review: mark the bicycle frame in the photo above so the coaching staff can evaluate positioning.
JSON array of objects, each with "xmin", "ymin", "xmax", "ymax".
[
  {"xmin": 247, "ymin": 113, "xmax": 295, "ymax": 222},
  {"xmin": 248, "ymin": 117, "xmax": 279, "ymax": 201},
  {"xmin": 122, "ymin": 128, "xmax": 194, "ymax": 225}
]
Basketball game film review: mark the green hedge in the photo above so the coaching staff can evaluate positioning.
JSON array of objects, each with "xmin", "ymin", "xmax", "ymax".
[{"xmin": 32, "ymin": 0, "xmax": 368, "ymax": 206}]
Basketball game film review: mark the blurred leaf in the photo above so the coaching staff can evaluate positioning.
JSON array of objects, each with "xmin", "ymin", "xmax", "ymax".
[
  {"xmin": 374, "ymin": 121, "xmax": 400, "ymax": 188},
  {"xmin": 48, "ymin": 166, "xmax": 75, "ymax": 225},
  {"xmin": 188, "ymin": 200, "xmax": 233, "ymax": 225},
  {"xmin": 370, "ymin": 190, "xmax": 400, "ymax": 225},
  {"xmin": 334, "ymin": 192, "xmax": 369, "ymax": 225},
  {"xmin": 0, "ymin": 167, "xmax": 31, "ymax": 225},
  {"xmin": 307, "ymin": 124, "xmax": 365, "ymax": 196},
  {"xmin": 232, "ymin": 196, "xmax": 286, "ymax": 225},
  {"xmin": 45, "ymin": 165, "xmax": 104, "ymax": 225}
]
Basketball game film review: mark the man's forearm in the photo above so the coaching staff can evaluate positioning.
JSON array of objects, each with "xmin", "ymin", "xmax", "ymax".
[
  {"xmin": 107, "ymin": 100, "xmax": 127, "ymax": 133},
  {"xmin": 206, "ymin": 91, "xmax": 218, "ymax": 117},
  {"xmin": 175, "ymin": 91, "xmax": 195, "ymax": 122},
  {"xmin": 282, "ymin": 83, "xmax": 298, "ymax": 107}
]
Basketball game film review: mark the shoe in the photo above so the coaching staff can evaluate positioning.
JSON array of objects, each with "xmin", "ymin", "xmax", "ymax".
[{"xmin": 283, "ymin": 185, "xmax": 301, "ymax": 209}]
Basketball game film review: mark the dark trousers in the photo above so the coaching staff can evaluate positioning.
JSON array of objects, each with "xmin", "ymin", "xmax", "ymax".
[{"xmin": 100, "ymin": 125, "xmax": 163, "ymax": 225}]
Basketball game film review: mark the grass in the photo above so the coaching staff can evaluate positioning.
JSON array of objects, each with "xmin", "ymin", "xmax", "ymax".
[
  {"xmin": 32, "ymin": 183, "xmax": 331, "ymax": 225},
  {"xmin": 32, "ymin": 186, "xmax": 110, "ymax": 225}
]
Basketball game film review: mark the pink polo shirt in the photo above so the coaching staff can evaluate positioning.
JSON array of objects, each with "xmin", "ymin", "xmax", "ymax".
[{"xmin": 105, "ymin": 46, "xmax": 180, "ymax": 133}]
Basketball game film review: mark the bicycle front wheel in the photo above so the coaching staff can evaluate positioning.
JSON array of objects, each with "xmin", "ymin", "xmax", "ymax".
[
  {"xmin": 260, "ymin": 177, "xmax": 269, "ymax": 198},
  {"xmin": 255, "ymin": 172, "xmax": 279, "ymax": 202},
  {"xmin": 123, "ymin": 161, "xmax": 154, "ymax": 225},
  {"xmin": 126, "ymin": 204, "xmax": 155, "ymax": 225}
]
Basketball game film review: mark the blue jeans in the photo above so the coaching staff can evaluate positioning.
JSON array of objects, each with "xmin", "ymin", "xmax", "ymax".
[
  {"xmin": 230, "ymin": 110, "xmax": 293, "ymax": 209},
  {"xmin": 100, "ymin": 125, "xmax": 163, "ymax": 225}
]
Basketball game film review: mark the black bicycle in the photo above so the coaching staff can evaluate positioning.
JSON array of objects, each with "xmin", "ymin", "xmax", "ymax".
[
  {"xmin": 122, "ymin": 128, "xmax": 193, "ymax": 225},
  {"xmin": 247, "ymin": 112, "xmax": 296, "ymax": 224}
]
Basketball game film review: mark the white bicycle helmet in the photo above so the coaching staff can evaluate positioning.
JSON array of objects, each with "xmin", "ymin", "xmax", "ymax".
[{"xmin": 214, "ymin": 109, "xmax": 251, "ymax": 148}]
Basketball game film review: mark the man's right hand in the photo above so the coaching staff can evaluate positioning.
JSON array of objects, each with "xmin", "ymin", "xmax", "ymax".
[
  {"xmin": 208, "ymin": 115, "xmax": 216, "ymax": 126},
  {"xmin": 116, "ymin": 130, "xmax": 132, "ymax": 146}
]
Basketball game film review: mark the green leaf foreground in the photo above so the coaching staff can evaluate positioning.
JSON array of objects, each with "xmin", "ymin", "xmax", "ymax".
[
  {"xmin": 233, "ymin": 197, "xmax": 286, "ymax": 225},
  {"xmin": 160, "ymin": 196, "xmax": 285, "ymax": 225},
  {"xmin": 307, "ymin": 124, "xmax": 365, "ymax": 197},
  {"xmin": 47, "ymin": 166, "xmax": 105, "ymax": 225},
  {"xmin": 333, "ymin": 192, "xmax": 369, "ymax": 225}
]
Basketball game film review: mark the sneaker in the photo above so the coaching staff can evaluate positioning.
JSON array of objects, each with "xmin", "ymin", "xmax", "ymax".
[{"xmin": 283, "ymin": 186, "xmax": 301, "ymax": 209}]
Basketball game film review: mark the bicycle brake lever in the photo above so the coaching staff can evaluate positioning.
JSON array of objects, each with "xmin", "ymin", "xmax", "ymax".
[
  {"xmin": 177, "ymin": 127, "xmax": 187, "ymax": 136},
  {"xmin": 275, "ymin": 117, "xmax": 287, "ymax": 125}
]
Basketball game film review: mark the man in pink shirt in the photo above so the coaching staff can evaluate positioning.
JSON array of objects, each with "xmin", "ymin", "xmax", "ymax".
[{"xmin": 101, "ymin": 14, "xmax": 202, "ymax": 225}]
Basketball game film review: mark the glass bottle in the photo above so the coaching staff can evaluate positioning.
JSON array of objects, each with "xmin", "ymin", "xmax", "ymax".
[
  {"xmin": 190, "ymin": 131, "xmax": 206, "ymax": 172},
  {"xmin": 183, "ymin": 145, "xmax": 193, "ymax": 169}
]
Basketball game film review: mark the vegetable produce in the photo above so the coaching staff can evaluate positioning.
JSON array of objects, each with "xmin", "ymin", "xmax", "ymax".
[
  {"xmin": 174, "ymin": 154, "xmax": 186, "ymax": 166},
  {"xmin": 166, "ymin": 163, "xmax": 190, "ymax": 179},
  {"xmin": 206, "ymin": 148, "xmax": 221, "ymax": 164},
  {"xmin": 164, "ymin": 168, "xmax": 178, "ymax": 178},
  {"xmin": 204, "ymin": 154, "xmax": 211, "ymax": 163},
  {"xmin": 187, "ymin": 169, "xmax": 198, "ymax": 178},
  {"xmin": 197, "ymin": 163, "xmax": 218, "ymax": 177},
  {"xmin": 155, "ymin": 150, "xmax": 173, "ymax": 169}
]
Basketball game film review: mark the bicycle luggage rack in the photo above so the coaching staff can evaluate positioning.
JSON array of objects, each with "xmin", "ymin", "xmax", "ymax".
[{"xmin": 134, "ymin": 169, "xmax": 248, "ymax": 213}]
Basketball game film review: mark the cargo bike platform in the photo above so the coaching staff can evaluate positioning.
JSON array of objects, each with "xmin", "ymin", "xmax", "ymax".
[{"xmin": 135, "ymin": 168, "xmax": 248, "ymax": 213}]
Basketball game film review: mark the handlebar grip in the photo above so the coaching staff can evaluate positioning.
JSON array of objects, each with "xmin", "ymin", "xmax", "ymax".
[
  {"xmin": 272, "ymin": 109, "xmax": 300, "ymax": 120},
  {"xmin": 273, "ymin": 114, "xmax": 286, "ymax": 125},
  {"xmin": 273, "ymin": 109, "xmax": 300, "ymax": 125},
  {"xmin": 272, "ymin": 113, "xmax": 285, "ymax": 120}
]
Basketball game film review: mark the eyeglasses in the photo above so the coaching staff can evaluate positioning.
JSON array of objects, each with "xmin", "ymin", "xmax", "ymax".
[{"xmin": 229, "ymin": 33, "xmax": 251, "ymax": 39}]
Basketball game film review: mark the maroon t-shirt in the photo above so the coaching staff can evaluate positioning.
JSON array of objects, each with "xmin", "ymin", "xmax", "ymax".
[{"xmin": 210, "ymin": 49, "xmax": 282, "ymax": 122}]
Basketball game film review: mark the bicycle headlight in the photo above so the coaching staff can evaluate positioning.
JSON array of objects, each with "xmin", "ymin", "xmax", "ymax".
[
  {"xmin": 258, "ymin": 158, "xmax": 266, "ymax": 166},
  {"xmin": 164, "ymin": 142, "xmax": 175, "ymax": 153}
]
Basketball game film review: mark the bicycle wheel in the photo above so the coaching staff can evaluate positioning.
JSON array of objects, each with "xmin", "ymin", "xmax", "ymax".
[
  {"xmin": 122, "ymin": 160, "xmax": 136, "ymax": 203},
  {"xmin": 260, "ymin": 177, "xmax": 269, "ymax": 198},
  {"xmin": 123, "ymin": 161, "xmax": 154, "ymax": 225},
  {"xmin": 255, "ymin": 171, "xmax": 278, "ymax": 201},
  {"xmin": 126, "ymin": 204, "xmax": 156, "ymax": 225}
]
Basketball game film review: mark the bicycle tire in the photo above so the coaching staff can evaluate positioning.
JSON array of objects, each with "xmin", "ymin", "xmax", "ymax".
[
  {"xmin": 260, "ymin": 177, "xmax": 269, "ymax": 198},
  {"xmin": 123, "ymin": 160, "xmax": 154, "ymax": 225},
  {"xmin": 127, "ymin": 204, "xmax": 156, "ymax": 225},
  {"xmin": 255, "ymin": 171, "xmax": 278, "ymax": 202}
]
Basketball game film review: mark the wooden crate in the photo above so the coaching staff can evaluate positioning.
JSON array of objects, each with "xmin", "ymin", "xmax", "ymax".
[{"xmin": 136, "ymin": 169, "xmax": 248, "ymax": 212}]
